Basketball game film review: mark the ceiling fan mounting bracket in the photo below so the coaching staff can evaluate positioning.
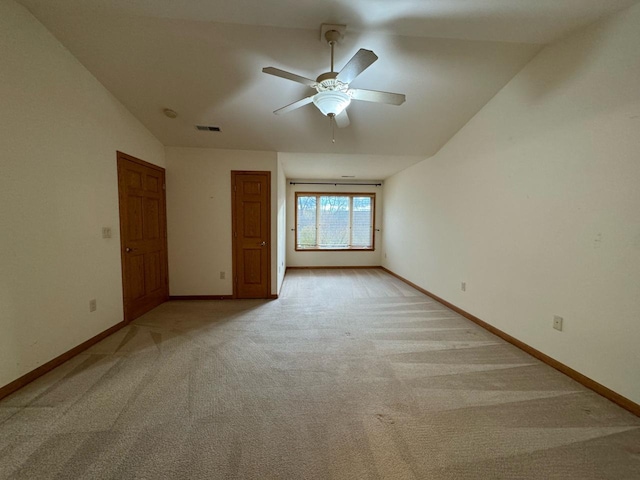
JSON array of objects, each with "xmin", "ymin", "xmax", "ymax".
[{"xmin": 320, "ymin": 24, "xmax": 346, "ymax": 43}]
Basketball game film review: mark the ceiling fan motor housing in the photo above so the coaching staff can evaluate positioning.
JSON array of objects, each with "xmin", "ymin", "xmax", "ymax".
[{"xmin": 315, "ymin": 75, "xmax": 349, "ymax": 93}]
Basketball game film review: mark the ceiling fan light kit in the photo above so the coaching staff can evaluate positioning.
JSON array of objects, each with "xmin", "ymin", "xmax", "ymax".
[
  {"xmin": 262, "ymin": 24, "xmax": 406, "ymax": 132},
  {"xmin": 313, "ymin": 90, "xmax": 351, "ymax": 117}
]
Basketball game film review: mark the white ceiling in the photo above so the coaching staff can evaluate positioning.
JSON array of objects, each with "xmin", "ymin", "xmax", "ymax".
[
  {"xmin": 17, "ymin": 0, "xmax": 638, "ymax": 179},
  {"xmin": 280, "ymin": 153, "xmax": 426, "ymax": 182}
]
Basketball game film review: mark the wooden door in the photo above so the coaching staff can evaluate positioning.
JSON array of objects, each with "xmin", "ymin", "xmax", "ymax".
[
  {"xmin": 117, "ymin": 151, "xmax": 169, "ymax": 321},
  {"xmin": 232, "ymin": 171, "xmax": 271, "ymax": 299}
]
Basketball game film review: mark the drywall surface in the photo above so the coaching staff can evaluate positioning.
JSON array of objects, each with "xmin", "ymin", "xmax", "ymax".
[
  {"xmin": 276, "ymin": 157, "xmax": 287, "ymax": 293},
  {"xmin": 287, "ymin": 182, "xmax": 383, "ymax": 267},
  {"xmin": 383, "ymin": 4, "xmax": 640, "ymax": 404},
  {"xmin": 0, "ymin": 0, "xmax": 165, "ymax": 389},
  {"xmin": 165, "ymin": 147, "xmax": 278, "ymax": 296}
]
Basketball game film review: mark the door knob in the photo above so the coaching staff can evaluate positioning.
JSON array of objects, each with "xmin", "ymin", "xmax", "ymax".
[
  {"xmin": 260, "ymin": 241, "xmax": 267, "ymax": 246},
  {"xmin": 125, "ymin": 247, "xmax": 137, "ymax": 252}
]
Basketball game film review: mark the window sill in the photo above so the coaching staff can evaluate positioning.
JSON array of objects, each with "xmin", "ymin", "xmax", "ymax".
[{"xmin": 295, "ymin": 247, "xmax": 374, "ymax": 252}]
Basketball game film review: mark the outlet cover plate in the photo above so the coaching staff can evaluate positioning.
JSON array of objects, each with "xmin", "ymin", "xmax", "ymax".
[{"xmin": 553, "ymin": 315, "xmax": 563, "ymax": 331}]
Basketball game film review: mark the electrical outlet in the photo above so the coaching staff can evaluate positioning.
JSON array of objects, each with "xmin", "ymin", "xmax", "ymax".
[
  {"xmin": 89, "ymin": 299, "xmax": 97, "ymax": 312},
  {"xmin": 461, "ymin": 282, "xmax": 466, "ymax": 292},
  {"xmin": 553, "ymin": 315, "xmax": 563, "ymax": 331},
  {"xmin": 102, "ymin": 227, "xmax": 112, "ymax": 239},
  {"xmin": 220, "ymin": 271, "xmax": 225, "ymax": 280}
]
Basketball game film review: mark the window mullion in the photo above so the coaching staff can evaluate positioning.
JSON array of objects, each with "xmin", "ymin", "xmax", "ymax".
[
  {"xmin": 348, "ymin": 195, "xmax": 353, "ymax": 248},
  {"xmin": 315, "ymin": 194, "xmax": 320, "ymax": 248}
]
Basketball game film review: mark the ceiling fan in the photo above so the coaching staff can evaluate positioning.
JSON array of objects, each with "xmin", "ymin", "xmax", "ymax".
[{"xmin": 262, "ymin": 25, "xmax": 406, "ymax": 129}]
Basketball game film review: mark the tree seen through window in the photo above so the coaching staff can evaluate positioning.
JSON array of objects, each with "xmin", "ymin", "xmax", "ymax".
[{"xmin": 295, "ymin": 193, "xmax": 374, "ymax": 250}]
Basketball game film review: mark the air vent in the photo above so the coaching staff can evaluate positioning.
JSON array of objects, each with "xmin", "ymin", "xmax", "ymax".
[{"xmin": 196, "ymin": 125, "xmax": 221, "ymax": 132}]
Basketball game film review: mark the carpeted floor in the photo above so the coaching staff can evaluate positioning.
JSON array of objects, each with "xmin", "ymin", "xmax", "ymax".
[{"xmin": 1, "ymin": 268, "xmax": 639, "ymax": 479}]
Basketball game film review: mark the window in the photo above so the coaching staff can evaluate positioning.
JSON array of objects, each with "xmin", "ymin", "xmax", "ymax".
[{"xmin": 295, "ymin": 193, "xmax": 375, "ymax": 250}]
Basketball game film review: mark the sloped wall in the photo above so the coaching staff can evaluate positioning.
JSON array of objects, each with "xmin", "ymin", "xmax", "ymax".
[
  {"xmin": 383, "ymin": 4, "xmax": 640, "ymax": 403},
  {"xmin": 0, "ymin": 0, "xmax": 165, "ymax": 388}
]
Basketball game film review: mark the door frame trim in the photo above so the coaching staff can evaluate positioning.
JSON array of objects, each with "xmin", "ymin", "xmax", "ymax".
[
  {"xmin": 116, "ymin": 151, "xmax": 169, "ymax": 322},
  {"xmin": 231, "ymin": 170, "xmax": 271, "ymax": 299}
]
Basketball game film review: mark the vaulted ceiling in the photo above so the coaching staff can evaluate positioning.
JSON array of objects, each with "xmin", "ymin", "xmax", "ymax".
[{"xmin": 17, "ymin": 0, "xmax": 638, "ymax": 178}]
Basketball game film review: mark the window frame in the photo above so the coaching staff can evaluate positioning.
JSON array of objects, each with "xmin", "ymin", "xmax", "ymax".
[{"xmin": 294, "ymin": 192, "xmax": 376, "ymax": 252}]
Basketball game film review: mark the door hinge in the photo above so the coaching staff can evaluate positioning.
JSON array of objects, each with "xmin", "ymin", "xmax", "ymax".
[
  {"xmin": 162, "ymin": 184, "xmax": 166, "ymax": 190},
  {"xmin": 234, "ymin": 231, "xmax": 237, "ymax": 238}
]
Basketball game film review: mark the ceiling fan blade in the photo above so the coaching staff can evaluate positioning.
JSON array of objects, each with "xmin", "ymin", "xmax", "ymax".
[
  {"xmin": 334, "ymin": 110, "xmax": 350, "ymax": 128},
  {"xmin": 349, "ymin": 88, "xmax": 406, "ymax": 106},
  {"xmin": 335, "ymin": 49, "xmax": 378, "ymax": 84},
  {"xmin": 262, "ymin": 67, "xmax": 317, "ymax": 87},
  {"xmin": 273, "ymin": 96, "xmax": 314, "ymax": 115}
]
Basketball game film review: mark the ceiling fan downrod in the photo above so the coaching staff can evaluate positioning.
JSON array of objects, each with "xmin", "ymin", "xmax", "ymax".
[{"xmin": 325, "ymin": 29, "xmax": 341, "ymax": 73}]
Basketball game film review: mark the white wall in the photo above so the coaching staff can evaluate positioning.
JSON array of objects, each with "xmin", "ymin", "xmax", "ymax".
[
  {"xmin": 0, "ymin": 0, "xmax": 165, "ymax": 389},
  {"xmin": 287, "ymin": 182, "xmax": 383, "ymax": 267},
  {"xmin": 383, "ymin": 4, "xmax": 640, "ymax": 404},
  {"xmin": 165, "ymin": 147, "xmax": 278, "ymax": 296}
]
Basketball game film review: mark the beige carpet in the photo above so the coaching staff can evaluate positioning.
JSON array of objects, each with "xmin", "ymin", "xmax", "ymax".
[{"xmin": 1, "ymin": 268, "xmax": 639, "ymax": 479}]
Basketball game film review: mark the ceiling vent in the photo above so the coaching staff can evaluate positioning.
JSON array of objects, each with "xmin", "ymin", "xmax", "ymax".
[{"xmin": 196, "ymin": 125, "xmax": 221, "ymax": 132}]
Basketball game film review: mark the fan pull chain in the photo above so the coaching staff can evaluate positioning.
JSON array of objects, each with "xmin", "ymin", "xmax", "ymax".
[{"xmin": 331, "ymin": 115, "xmax": 336, "ymax": 143}]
